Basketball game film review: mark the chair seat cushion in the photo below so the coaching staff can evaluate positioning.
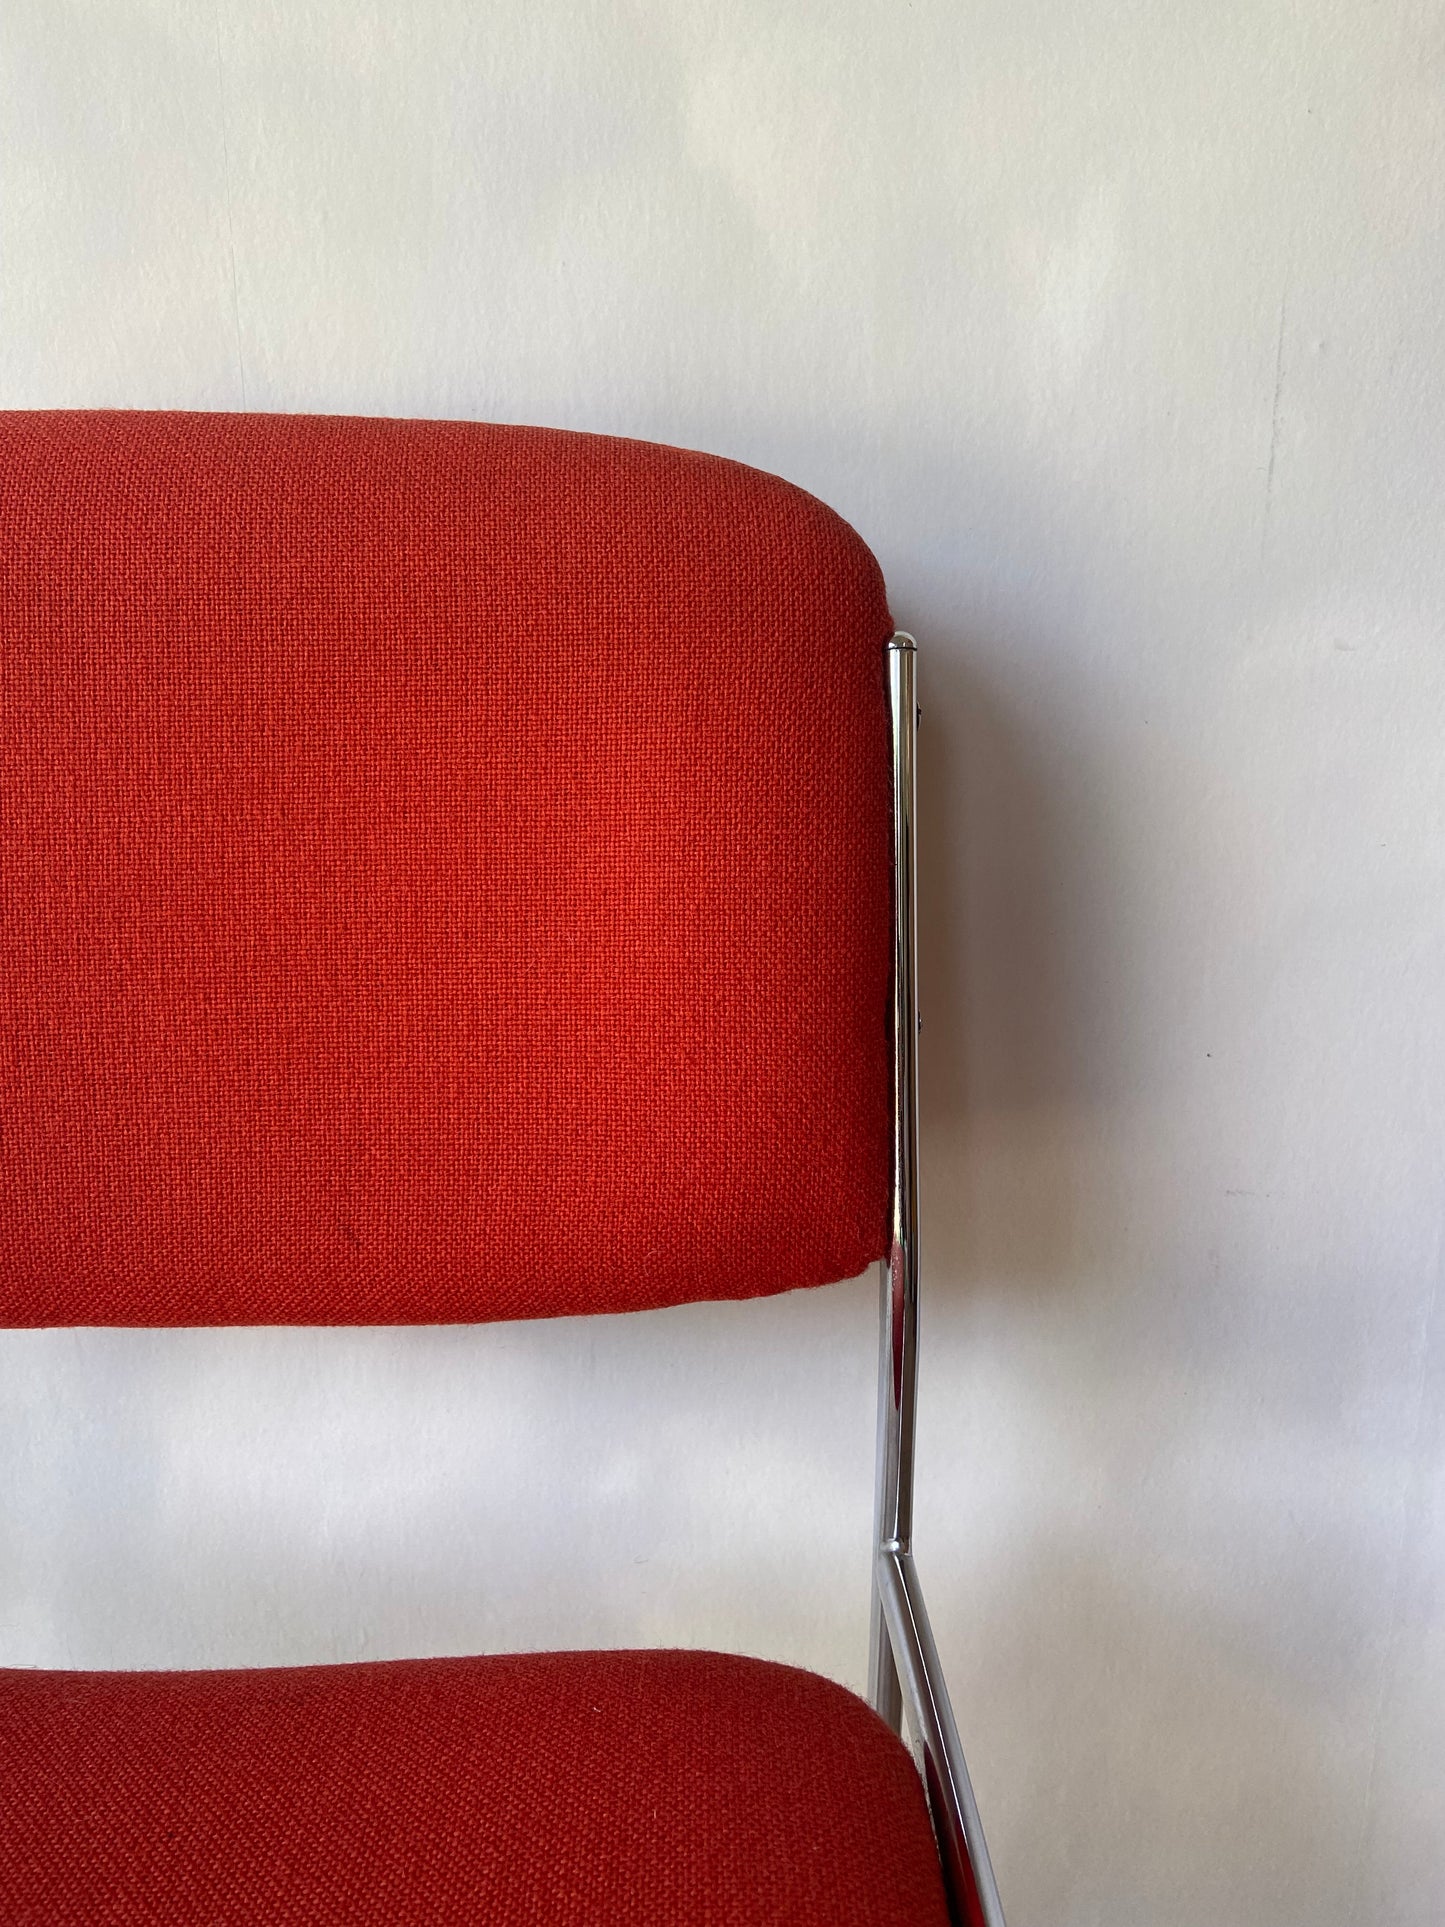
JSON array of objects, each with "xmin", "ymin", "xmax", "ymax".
[{"xmin": 0, "ymin": 1647, "xmax": 950, "ymax": 1925}]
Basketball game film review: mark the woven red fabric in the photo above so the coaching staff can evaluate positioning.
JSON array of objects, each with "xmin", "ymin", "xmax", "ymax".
[
  {"xmin": 0, "ymin": 1648, "xmax": 949, "ymax": 1925},
  {"xmin": 0, "ymin": 410, "xmax": 894, "ymax": 1326}
]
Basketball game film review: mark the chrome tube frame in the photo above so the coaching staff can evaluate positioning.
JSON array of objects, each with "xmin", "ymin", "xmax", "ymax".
[{"xmin": 870, "ymin": 636, "xmax": 1007, "ymax": 1927}]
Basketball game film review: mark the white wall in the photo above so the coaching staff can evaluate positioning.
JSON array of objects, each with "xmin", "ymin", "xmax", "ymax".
[{"xmin": 2, "ymin": 3, "xmax": 1443, "ymax": 1921}]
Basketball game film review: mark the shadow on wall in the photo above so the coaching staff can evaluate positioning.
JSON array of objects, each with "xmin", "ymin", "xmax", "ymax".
[
  {"xmin": 906, "ymin": 630, "xmax": 1126, "ymax": 1294},
  {"xmin": 896, "ymin": 626, "xmax": 1370, "ymax": 1927},
  {"xmin": 911, "ymin": 640, "xmax": 1060, "ymax": 1131}
]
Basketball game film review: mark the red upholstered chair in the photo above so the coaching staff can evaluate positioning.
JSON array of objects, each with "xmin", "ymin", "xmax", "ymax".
[{"xmin": 0, "ymin": 411, "xmax": 1005, "ymax": 1926}]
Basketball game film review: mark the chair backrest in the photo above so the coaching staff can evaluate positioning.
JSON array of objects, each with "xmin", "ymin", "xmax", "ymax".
[{"xmin": 0, "ymin": 411, "xmax": 895, "ymax": 1328}]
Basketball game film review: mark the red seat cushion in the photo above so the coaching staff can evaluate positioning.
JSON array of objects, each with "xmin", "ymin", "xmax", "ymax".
[{"xmin": 0, "ymin": 1647, "xmax": 949, "ymax": 1925}]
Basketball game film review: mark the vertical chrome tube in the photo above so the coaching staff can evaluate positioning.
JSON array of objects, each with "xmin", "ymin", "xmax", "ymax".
[
  {"xmin": 870, "ymin": 635, "xmax": 1008, "ymax": 1927},
  {"xmin": 870, "ymin": 634, "xmax": 920, "ymax": 1729}
]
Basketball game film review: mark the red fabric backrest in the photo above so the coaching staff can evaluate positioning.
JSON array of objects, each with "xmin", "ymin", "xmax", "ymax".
[{"xmin": 0, "ymin": 411, "xmax": 893, "ymax": 1327}]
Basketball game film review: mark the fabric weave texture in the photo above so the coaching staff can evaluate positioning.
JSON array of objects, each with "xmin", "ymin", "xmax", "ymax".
[
  {"xmin": 0, "ymin": 1648, "xmax": 951, "ymax": 1925},
  {"xmin": 0, "ymin": 410, "xmax": 895, "ymax": 1327}
]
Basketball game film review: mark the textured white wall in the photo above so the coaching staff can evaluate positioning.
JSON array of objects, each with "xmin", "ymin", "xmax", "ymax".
[{"xmin": 3, "ymin": 3, "xmax": 1444, "ymax": 1922}]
